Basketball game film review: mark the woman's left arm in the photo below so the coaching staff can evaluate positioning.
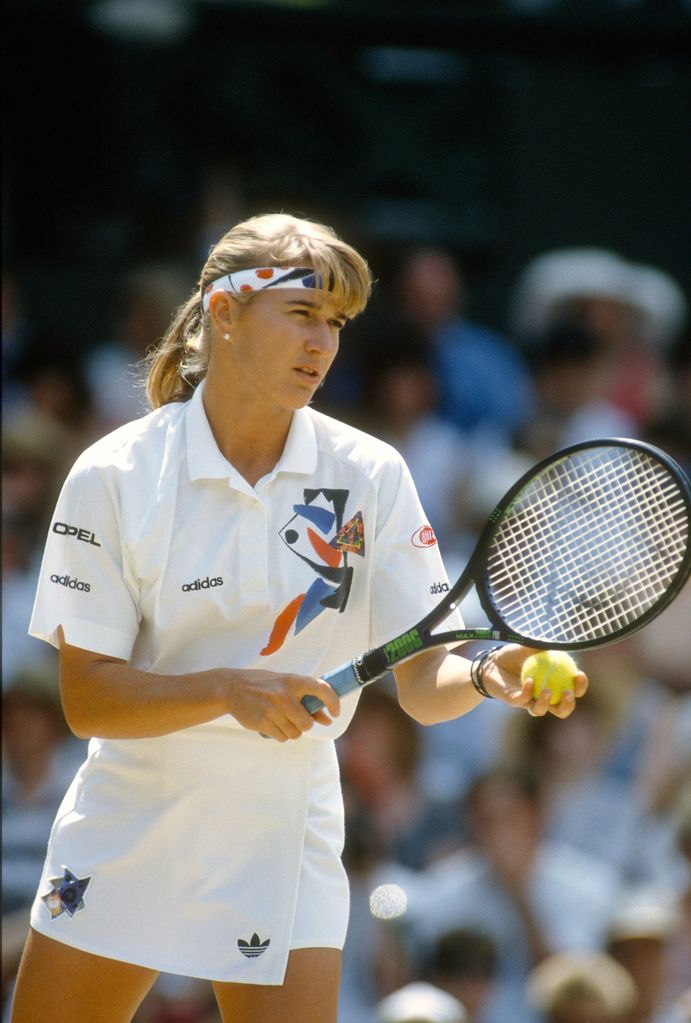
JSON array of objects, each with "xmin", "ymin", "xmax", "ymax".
[{"xmin": 393, "ymin": 644, "xmax": 588, "ymax": 725}]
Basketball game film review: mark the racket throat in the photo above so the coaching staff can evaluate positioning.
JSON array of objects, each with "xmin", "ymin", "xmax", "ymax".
[
  {"xmin": 358, "ymin": 629, "xmax": 432, "ymax": 682},
  {"xmin": 356, "ymin": 648, "xmax": 393, "ymax": 683}
]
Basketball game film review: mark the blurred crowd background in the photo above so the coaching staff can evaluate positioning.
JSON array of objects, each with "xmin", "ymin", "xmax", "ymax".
[{"xmin": 3, "ymin": 1, "xmax": 691, "ymax": 1021}]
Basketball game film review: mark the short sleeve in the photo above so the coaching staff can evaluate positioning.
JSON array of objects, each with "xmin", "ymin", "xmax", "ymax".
[
  {"xmin": 370, "ymin": 456, "xmax": 463, "ymax": 648},
  {"xmin": 28, "ymin": 461, "xmax": 141, "ymax": 659}
]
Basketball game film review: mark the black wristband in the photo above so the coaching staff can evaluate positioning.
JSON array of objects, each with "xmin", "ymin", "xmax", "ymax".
[{"xmin": 470, "ymin": 645, "xmax": 503, "ymax": 699}]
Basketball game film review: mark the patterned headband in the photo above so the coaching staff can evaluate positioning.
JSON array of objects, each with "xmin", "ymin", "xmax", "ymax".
[{"xmin": 202, "ymin": 266, "xmax": 327, "ymax": 313}]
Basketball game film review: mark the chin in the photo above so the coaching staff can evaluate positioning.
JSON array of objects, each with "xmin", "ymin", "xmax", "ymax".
[
  {"xmin": 272, "ymin": 392, "xmax": 313, "ymax": 413},
  {"xmin": 288, "ymin": 384, "xmax": 320, "ymax": 408}
]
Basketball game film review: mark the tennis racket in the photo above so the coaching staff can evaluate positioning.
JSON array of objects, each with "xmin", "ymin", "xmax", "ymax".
[{"xmin": 303, "ymin": 438, "xmax": 691, "ymax": 715}]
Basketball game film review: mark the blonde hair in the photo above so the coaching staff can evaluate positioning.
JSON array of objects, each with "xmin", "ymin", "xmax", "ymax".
[{"xmin": 145, "ymin": 213, "xmax": 373, "ymax": 409}]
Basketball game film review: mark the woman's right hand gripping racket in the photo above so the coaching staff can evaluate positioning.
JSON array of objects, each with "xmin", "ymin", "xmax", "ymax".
[{"xmin": 303, "ymin": 438, "xmax": 691, "ymax": 715}]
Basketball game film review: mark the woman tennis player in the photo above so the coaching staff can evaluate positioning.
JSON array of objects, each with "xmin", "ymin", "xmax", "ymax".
[{"xmin": 11, "ymin": 213, "xmax": 587, "ymax": 1022}]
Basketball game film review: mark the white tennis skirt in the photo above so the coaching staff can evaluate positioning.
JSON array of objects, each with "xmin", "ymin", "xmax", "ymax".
[{"xmin": 30, "ymin": 725, "xmax": 349, "ymax": 984}]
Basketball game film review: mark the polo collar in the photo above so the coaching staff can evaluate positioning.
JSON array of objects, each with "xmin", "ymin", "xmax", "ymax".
[
  {"xmin": 185, "ymin": 381, "xmax": 318, "ymax": 484},
  {"xmin": 276, "ymin": 403, "xmax": 318, "ymax": 477}
]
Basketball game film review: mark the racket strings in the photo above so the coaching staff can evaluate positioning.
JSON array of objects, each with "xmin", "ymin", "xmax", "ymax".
[{"xmin": 486, "ymin": 447, "xmax": 690, "ymax": 644}]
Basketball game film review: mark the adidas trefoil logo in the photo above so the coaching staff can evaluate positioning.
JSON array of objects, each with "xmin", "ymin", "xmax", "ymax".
[{"xmin": 238, "ymin": 933, "xmax": 271, "ymax": 959}]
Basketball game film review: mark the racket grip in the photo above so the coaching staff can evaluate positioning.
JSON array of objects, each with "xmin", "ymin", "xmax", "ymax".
[{"xmin": 302, "ymin": 659, "xmax": 363, "ymax": 715}]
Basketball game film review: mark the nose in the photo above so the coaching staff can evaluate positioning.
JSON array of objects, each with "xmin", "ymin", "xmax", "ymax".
[{"xmin": 306, "ymin": 321, "xmax": 339, "ymax": 356}]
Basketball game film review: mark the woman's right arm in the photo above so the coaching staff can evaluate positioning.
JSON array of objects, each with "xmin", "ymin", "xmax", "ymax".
[{"xmin": 59, "ymin": 634, "xmax": 340, "ymax": 743}]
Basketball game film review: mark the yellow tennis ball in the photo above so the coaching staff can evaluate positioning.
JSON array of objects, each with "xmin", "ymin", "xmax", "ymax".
[{"xmin": 521, "ymin": 650, "xmax": 579, "ymax": 705}]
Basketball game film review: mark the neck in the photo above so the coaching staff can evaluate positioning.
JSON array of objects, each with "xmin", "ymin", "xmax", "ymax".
[{"xmin": 201, "ymin": 375, "xmax": 293, "ymax": 487}]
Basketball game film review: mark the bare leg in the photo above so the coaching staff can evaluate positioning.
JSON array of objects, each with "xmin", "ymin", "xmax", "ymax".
[
  {"xmin": 212, "ymin": 948, "xmax": 341, "ymax": 1023},
  {"xmin": 10, "ymin": 928, "xmax": 159, "ymax": 1023}
]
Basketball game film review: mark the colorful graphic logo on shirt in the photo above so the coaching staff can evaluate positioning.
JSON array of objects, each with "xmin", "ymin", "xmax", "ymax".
[
  {"xmin": 261, "ymin": 489, "xmax": 365, "ymax": 656},
  {"xmin": 41, "ymin": 867, "xmax": 91, "ymax": 920},
  {"xmin": 411, "ymin": 524, "xmax": 438, "ymax": 548}
]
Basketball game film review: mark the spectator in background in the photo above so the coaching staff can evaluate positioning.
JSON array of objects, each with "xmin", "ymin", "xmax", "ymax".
[
  {"xmin": 10, "ymin": 341, "xmax": 94, "ymax": 448},
  {"xmin": 358, "ymin": 329, "xmax": 470, "ymax": 553},
  {"xmin": 605, "ymin": 886, "xmax": 687, "ymax": 1023},
  {"xmin": 542, "ymin": 585, "xmax": 690, "ymax": 810},
  {"xmin": 337, "ymin": 686, "xmax": 460, "ymax": 871},
  {"xmin": 628, "ymin": 582, "xmax": 691, "ymax": 897},
  {"xmin": 509, "ymin": 247, "xmax": 687, "ymax": 433},
  {"xmin": 425, "ymin": 928, "xmax": 498, "ymax": 1023},
  {"xmin": 406, "ymin": 767, "xmax": 622, "ymax": 1023},
  {"xmin": 394, "ymin": 247, "xmax": 535, "ymax": 443},
  {"xmin": 497, "ymin": 669, "xmax": 682, "ymax": 886},
  {"xmin": 130, "ymin": 974, "xmax": 220, "ymax": 1023},
  {"xmin": 85, "ymin": 261, "xmax": 190, "ymax": 432},
  {"xmin": 524, "ymin": 951, "xmax": 637, "ymax": 1023},
  {"xmin": 374, "ymin": 981, "xmax": 468, "ymax": 1023},
  {"xmin": 2, "ymin": 411, "xmax": 79, "ymax": 684},
  {"xmin": 2, "ymin": 410, "xmax": 73, "ymax": 561},
  {"xmin": 516, "ymin": 319, "xmax": 638, "ymax": 461}
]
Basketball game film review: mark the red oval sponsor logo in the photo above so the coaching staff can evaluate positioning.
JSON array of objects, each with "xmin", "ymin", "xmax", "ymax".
[{"xmin": 412, "ymin": 524, "xmax": 437, "ymax": 548}]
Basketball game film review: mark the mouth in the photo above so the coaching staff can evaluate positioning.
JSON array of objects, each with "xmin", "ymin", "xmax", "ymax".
[{"xmin": 294, "ymin": 365, "xmax": 321, "ymax": 383}]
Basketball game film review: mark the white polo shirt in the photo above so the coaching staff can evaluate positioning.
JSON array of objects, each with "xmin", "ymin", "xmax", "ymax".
[{"xmin": 30, "ymin": 380, "xmax": 458, "ymax": 741}]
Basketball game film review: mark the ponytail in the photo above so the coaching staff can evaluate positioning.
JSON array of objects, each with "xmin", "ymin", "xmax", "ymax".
[{"xmin": 145, "ymin": 290, "xmax": 207, "ymax": 409}]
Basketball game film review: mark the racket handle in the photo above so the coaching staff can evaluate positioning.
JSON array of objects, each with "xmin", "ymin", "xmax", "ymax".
[{"xmin": 302, "ymin": 659, "xmax": 364, "ymax": 715}]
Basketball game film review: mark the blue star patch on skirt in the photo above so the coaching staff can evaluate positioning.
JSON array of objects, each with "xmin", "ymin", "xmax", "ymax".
[{"xmin": 42, "ymin": 867, "xmax": 91, "ymax": 919}]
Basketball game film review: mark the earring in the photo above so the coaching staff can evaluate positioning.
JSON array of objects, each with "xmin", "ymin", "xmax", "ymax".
[{"xmin": 223, "ymin": 332, "xmax": 230, "ymax": 340}]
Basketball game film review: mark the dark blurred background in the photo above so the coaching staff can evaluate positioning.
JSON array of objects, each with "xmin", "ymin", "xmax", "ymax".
[{"xmin": 4, "ymin": 0, "xmax": 691, "ymax": 347}]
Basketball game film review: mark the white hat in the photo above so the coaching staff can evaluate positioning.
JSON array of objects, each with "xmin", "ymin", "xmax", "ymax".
[
  {"xmin": 510, "ymin": 247, "xmax": 687, "ymax": 347},
  {"xmin": 375, "ymin": 982, "xmax": 468, "ymax": 1023},
  {"xmin": 526, "ymin": 951, "xmax": 637, "ymax": 1014},
  {"xmin": 628, "ymin": 263, "xmax": 688, "ymax": 348}
]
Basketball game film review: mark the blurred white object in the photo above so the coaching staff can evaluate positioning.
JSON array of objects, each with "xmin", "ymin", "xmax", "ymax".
[
  {"xmin": 526, "ymin": 951, "xmax": 638, "ymax": 1015},
  {"xmin": 606, "ymin": 885, "xmax": 682, "ymax": 943},
  {"xmin": 511, "ymin": 247, "xmax": 687, "ymax": 349},
  {"xmin": 369, "ymin": 883, "xmax": 408, "ymax": 920},
  {"xmin": 375, "ymin": 981, "xmax": 468, "ymax": 1023}
]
